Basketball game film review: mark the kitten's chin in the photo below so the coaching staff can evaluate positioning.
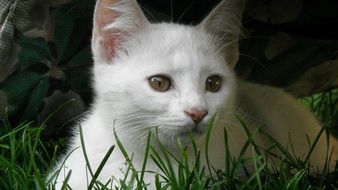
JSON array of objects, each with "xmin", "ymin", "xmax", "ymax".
[
  {"xmin": 175, "ymin": 125, "xmax": 206, "ymax": 146},
  {"xmin": 178, "ymin": 126, "xmax": 204, "ymax": 138},
  {"xmin": 154, "ymin": 124, "xmax": 207, "ymax": 150}
]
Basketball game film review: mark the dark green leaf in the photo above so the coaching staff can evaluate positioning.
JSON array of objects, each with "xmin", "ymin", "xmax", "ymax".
[
  {"xmin": 0, "ymin": 72, "xmax": 42, "ymax": 117},
  {"xmin": 54, "ymin": 9, "xmax": 75, "ymax": 62},
  {"xmin": 55, "ymin": 0, "xmax": 95, "ymax": 20},
  {"xmin": 20, "ymin": 78, "xmax": 49, "ymax": 122},
  {"xmin": 60, "ymin": 46, "xmax": 92, "ymax": 95},
  {"xmin": 60, "ymin": 18, "xmax": 92, "ymax": 64},
  {"xmin": 53, "ymin": 0, "xmax": 95, "ymax": 62},
  {"xmin": 16, "ymin": 34, "xmax": 52, "ymax": 71},
  {"xmin": 67, "ymin": 46, "xmax": 92, "ymax": 67}
]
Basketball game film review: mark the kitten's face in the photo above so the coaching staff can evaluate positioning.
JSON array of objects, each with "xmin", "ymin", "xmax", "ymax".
[
  {"xmin": 92, "ymin": 0, "xmax": 242, "ymax": 148},
  {"xmin": 94, "ymin": 24, "xmax": 235, "ymax": 147}
]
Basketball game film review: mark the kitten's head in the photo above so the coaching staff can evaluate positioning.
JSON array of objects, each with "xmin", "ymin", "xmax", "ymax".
[{"xmin": 92, "ymin": 0, "xmax": 244, "ymax": 147}]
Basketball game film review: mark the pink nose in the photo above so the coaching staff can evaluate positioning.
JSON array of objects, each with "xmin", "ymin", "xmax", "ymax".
[{"xmin": 184, "ymin": 108, "xmax": 208, "ymax": 124}]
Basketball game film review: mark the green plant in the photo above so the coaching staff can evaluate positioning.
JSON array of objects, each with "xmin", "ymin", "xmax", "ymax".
[
  {"xmin": 302, "ymin": 89, "xmax": 338, "ymax": 137},
  {"xmin": 0, "ymin": 116, "xmax": 64, "ymax": 189}
]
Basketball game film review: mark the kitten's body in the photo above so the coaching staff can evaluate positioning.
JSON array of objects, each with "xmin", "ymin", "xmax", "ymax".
[{"xmin": 51, "ymin": 0, "xmax": 338, "ymax": 189}]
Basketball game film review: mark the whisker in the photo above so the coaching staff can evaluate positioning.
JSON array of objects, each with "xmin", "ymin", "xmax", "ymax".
[
  {"xmin": 170, "ymin": 0, "xmax": 174, "ymax": 22},
  {"xmin": 141, "ymin": 5, "xmax": 158, "ymax": 22},
  {"xmin": 176, "ymin": 1, "xmax": 195, "ymax": 23}
]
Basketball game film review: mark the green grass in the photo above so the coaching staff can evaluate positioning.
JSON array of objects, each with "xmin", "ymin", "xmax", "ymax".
[
  {"xmin": 0, "ymin": 89, "xmax": 338, "ymax": 189},
  {"xmin": 302, "ymin": 89, "xmax": 338, "ymax": 137},
  {"xmin": 0, "ymin": 118, "xmax": 63, "ymax": 189}
]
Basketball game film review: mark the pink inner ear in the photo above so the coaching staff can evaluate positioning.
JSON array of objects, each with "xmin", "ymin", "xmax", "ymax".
[
  {"xmin": 94, "ymin": 0, "xmax": 123, "ymax": 61},
  {"xmin": 101, "ymin": 33, "xmax": 120, "ymax": 61},
  {"xmin": 93, "ymin": 0, "xmax": 148, "ymax": 62}
]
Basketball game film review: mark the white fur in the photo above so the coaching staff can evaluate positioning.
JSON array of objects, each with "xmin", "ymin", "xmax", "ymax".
[{"xmin": 50, "ymin": 0, "xmax": 338, "ymax": 189}]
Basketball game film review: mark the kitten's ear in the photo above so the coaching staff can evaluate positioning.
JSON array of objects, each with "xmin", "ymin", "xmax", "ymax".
[
  {"xmin": 199, "ymin": 0, "xmax": 245, "ymax": 69},
  {"xmin": 92, "ymin": 0, "xmax": 149, "ymax": 63}
]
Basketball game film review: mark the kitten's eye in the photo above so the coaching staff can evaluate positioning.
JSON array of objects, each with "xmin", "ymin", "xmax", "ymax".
[
  {"xmin": 148, "ymin": 75, "xmax": 172, "ymax": 92},
  {"xmin": 206, "ymin": 75, "xmax": 222, "ymax": 92}
]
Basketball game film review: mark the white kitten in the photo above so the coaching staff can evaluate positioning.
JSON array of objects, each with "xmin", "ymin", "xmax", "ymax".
[{"xmin": 50, "ymin": 0, "xmax": 337, "ymax": 189}]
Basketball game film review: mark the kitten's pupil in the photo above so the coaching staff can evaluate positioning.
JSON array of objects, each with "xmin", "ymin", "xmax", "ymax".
[
  {"xmin": 149, "ymin": 75, "xmax": 171, "ymax": 92},
  {"xmin": 206, "ymin": 75, "xmax": 222, "ymax": 92}
]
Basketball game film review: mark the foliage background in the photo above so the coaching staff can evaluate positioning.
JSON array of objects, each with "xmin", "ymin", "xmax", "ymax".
[{"xmin": 0, "ymin": 0, "xmax": 337, "ymax": 138}]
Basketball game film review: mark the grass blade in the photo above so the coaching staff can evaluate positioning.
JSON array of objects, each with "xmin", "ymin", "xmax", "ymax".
[
  {"xmin": 113, "ymin": 128, "xmax": 141, "ymax": 185},
  {"xmin": 79, "ymin": 126, "xmax": 94, "ymax": 178},
  {"xmin": 88, "ymin": 145, "xmax": 115, "ymax": 189},
  {"xmin": 138, "ymin": 132, "xmax": 152, "ymax": 189},
  {"xmin": 60, "ymin": 171, "xmax": 71, "ymax": 190},
  {"xmin": 205, "ymin": 114, "xmax": 217, "ymax": 181}
]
